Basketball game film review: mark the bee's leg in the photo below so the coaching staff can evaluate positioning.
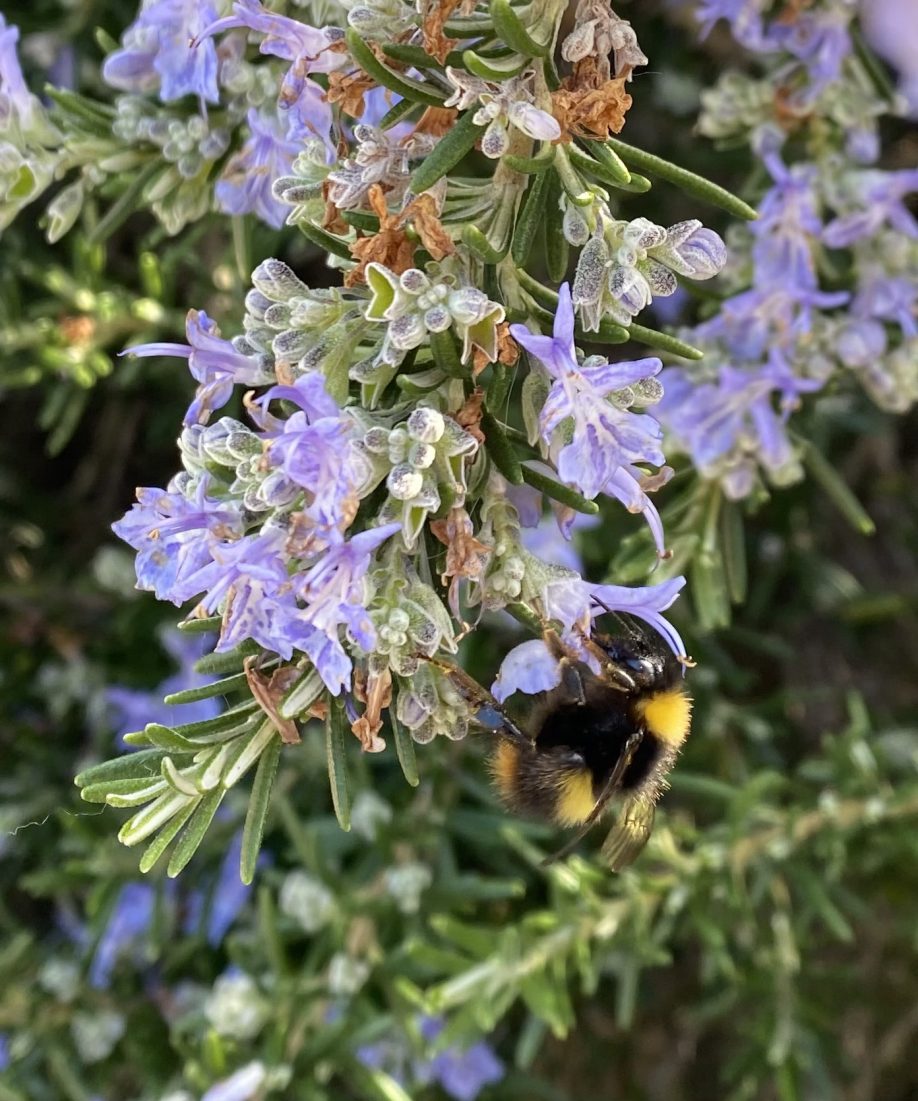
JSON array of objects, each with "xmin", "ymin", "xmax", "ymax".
[
  {"xmin": 541, "ymin": 628, "xmax": 589, "ymax": 706},
  {"xmin": 419, "ymin": 654, "xmax": 531, "ymax": 748}
]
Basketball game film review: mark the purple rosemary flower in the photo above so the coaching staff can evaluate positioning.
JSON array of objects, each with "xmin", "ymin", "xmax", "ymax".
[
  {"xmin": 751, "ymin": 153, "xmax": 822, "ymax": 292},
  {"xmin": 510, "ymin": 284, "xmax": 666, "ymax": 548},
  {"xmin": 89, "ymin": 882, "xmax": 156, "ymax": 988},
  {"xmin": 291, "ymin": 522, "xmax": 403, "ymax": 694},
  {"xmin": 106, "ymin": 627, "xmax": 219, "ymax": 743},
  {"xmin": 196, "ymin": 0, "xmax": 343, "ymax": 150},
  {"xmin": 112, "ymin": 476, "xmax": 245, "ymax": 604},
  {"xmin": 102, "ymin": 0, "xmax": 220, "ymax": 104},
  {"xmin": 0, "ymin": 15, "xmax": 39, "ymax": 131},
  {"xmin": 656, "ymin": 358, "xmax": 821, "ymax": 499},
  {"xmin": 264, "ymin": 374, "xmax": 371, "ymax": 537},
  {"xmin": 215, "ymin": 107, "xmax": 302, "ymax": 230},
  {"xmin": 206, "ymin": 831, "xmax": 260, "ymax": 946},
  {"xmin": 418, "ymin": 1018, "xmax": 505, "ymax": 1101},
  {"xmin": 125, "ymin": 309, "xmax": 272, "ymax": 425},
  {"xmin": 0, "ymin": 1034, "xmax": 8, "ymax": 1072},
  {"xmin": 822, "ymin": 168, "xmax": 918, "ymax": 248},
  {"xmin": 862, "ymin": 0, "xmax": 918, "ymax": 117},
  {"xmin": 852, "ymin": 274, "xmax": 918, "ymax": 338},
  {"xmin": 492, "ymin": 576, "xmax": 686, "ymax": 701}
]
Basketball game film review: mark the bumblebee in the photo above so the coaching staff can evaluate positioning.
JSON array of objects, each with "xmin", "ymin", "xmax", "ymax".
[{"xmin": 435, "ymin": 617, "xmax": 692, "ymax": 869}]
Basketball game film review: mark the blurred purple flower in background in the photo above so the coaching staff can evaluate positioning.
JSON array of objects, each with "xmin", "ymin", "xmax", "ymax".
[
  {"xmin": 89, "ymin": 883, "xmax": 156, "ymax": 988},
  {"xmin": 107, "ymin": 628, "xmax": 220, "ymax": 743},
  {"xmin": 102, "ymin": 0, "xmax": 220, "ymax": 104}
]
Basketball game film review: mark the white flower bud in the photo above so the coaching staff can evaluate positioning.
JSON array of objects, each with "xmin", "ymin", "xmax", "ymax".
[
  {"xmin": 205, "ymin": 973, "xmax": 268, "ymax": 1041},
  {"xmin": 407, "ymin": 406, "xmax": 445, "ymax": 443},
  {"xmin": 408, "ymin": 441, "xmax": 437, "ymax": 469},
  {"xmin": 387, "ymin": 463, "xmax": 424, "ymax": 500}
]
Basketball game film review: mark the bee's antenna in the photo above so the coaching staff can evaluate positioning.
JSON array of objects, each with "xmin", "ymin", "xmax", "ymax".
[{"xmin": 590, "ymin": 597, "xmax": 640, "ymax": 638}]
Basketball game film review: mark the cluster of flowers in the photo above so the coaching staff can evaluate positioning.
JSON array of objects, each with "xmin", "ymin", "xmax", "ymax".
[
  {"xmin": 89, "ymin": 0, "xmax": 732, "ymax": 762},
  {"xmin": 656, "ymin": 0, "xmax": 918, "ymax": 500}
]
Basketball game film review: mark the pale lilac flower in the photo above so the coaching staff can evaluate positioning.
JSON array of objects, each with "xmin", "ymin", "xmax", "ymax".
[
  {"xmin": 197, "ymin": 0, "xmax": 343, "ymax": 72},
  {"xmin": 419, "ymin": 1018, "xmax": 505, "ymax": 1101},
  {"xmin": 265, "ymin": 374, "xmax": 370, "ymax": 535},
  {"xmin": 102, "ymin": 0, "xmax": 220, "ymax": 104},
  {"xmin": 510, "ymin": 284, "xmax": 666, "ymax": 545},
  {"xmin": 0, "ymin": 15, "xmax": 42, "ymax": 131},
  {"xmin": 124, "ymin": 309, "xmax": 273, "ymax": 425},
  {"xmin": 112, "ymin": 477, "xmax": 245, "ymax": 604},
  {"xmin": 823, "ymin": 168, "xmax": 918, "ymax": 248},
  {"xmin": 492, "ymin": 576, "xmax": 686, "ymax": 701},
  {"xmin": 751, "ymin": 156, "xmax": 822, "ymax": 291},
  {"xmin": 862, "ymin": 0, "xmax": 918, "ymax": 117},
  {"xmin": 292, "ymin": 523, "xmax": 402, "ymax": 693},
  {"xmin": 656, "ymin": 359, "xmax": 820, "ymax": 499},
  {"xmin": 215, "ymin": 107, "xmax": 302, "ymax": 229}
]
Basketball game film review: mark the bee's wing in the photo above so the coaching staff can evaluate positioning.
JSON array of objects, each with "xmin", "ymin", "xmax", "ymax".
[
  {"xmin": 541, "ymin": 729, "xmax": 643, "ymax": 866},
  {"xmin": 600, "ymin": 797, "xmax": 656, "ymax": 871}
]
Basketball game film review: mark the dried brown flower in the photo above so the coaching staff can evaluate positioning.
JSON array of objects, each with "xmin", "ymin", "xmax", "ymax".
[
  {"xmin": 326, "ymin": 67, "xmax": 377, "ymax": 118},
  {"xmin": 244, "ymin": 657, "xmax": 302, "ymax": 744},
  {"xmin": 552, "ymin": 57, "xmax": 633, "ymax": 141},
  {"xmin": 414, "ymin": 105, "xmax": 459, "ymax": 136},
  {"xmin": 420, "ymin": 0, "xmax": 462, "ymax": 63},
  {"xmin": 346, "ymin": 185, "xmax": 454, "ymax": 287},
  {"xmin": 429, "ymin": 506, "xmax": 492, "ymax": 614},
  {"xmin": 351, "ymin": 666, "xmax": 392, "ymax": 752},
  {"xmin": 472, "ymin": 320, "xmax": 519, "ymax": 376}
]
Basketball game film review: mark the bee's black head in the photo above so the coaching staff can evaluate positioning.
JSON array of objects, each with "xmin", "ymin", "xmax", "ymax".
[{"xmin": 592, "ymin": 625, "xmax": 681, "ymax": 694}]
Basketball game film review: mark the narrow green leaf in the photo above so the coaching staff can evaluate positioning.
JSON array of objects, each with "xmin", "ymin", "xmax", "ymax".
[
  {"xmin": 75, "ymin": 748, "xmax": 169, "ymax": 789},
  {"xmin": 142, "ymin": 723, "xmax": 199, "ymax": 751},
  {"xmin": 544, "ymin": 170, "xmax": 569, "ymax": 282},
  {"xmin": 568, "ymin": 143, "xmax": 631, "ymax": 188},
  {"xmin": 167, "ymin": 698, "xmax": 259, "ymax": 739},
  {"xmin": 138, "ymin": 799, "xmax": 199, "ymax": 874},
  {"xmin": 719, "ymin": 498, "xmax": 747, "ymax": 605},
  {"xmin": 578, "ymin": 139, "xmax": 630, "ymax": 183},
  {"xmin": 463, "ymin": 47, "xmax": 526, "ymax": 81},
  {"xmin": 503, "ymin": 144, "xmax": 556, "ymax": 173},
  {"xmin": 194, "ymin": 640, "xmax": 260, "ymax": 674},
  {"xmin": 411, "ymin": 110, "xmax": 485, "ymax": 193},
  {"xmin": 240, "ymin": 735, "xmax": 282, "ymax": 884},
  {"xmin": 462, "ymin": 222, "xmax": 509, "ymax": 263},
  {"xmin": 80, "ymin": 776, "xmax": 169, "ymax": 805},
  {"xmin": 607, "ymin": 171, "xmax": 652, "ymax": 193},
  {"xmin": 511, "ymin": 169, "xmax": 550, "ymax": 266},
  {"xmin": 88, "ymin": 160, "xmax": 162, "ymax": 244},
  {"xmin": 552, "ymin": 146, "xmax": 593, "ymax": 205},
  {"xmin": 379, "ymin": 97, "xmax": 422, "ymax": 131},
  {"xmin": 443, "ymin": 17, "xmax": 495, "ymax": 38},
  {"xmin": 347, "ymin": 1065, "xmax": 415, "ymax": 1101},
  {"xmin": 390, "ymin": 708, "xmax": 420, "ymax": 788},
  {"xmin": 178, "ymin": 614, "xmax": 222, "ymax": 633},
  {"xmin": 603, "ymin": 137, "xmax": 759, "ymax": 220},
  {"xmin": 481, "ymin": 409, "xmax": 524, "ymax": 484},
  {"xmin": 347, "ymin": 29, "xmax": 447, "ymax": 106},
  {"xmin": 490, "ymin": 0, "xmax": 549, "ymax": 57},
  {"xmin": 429, "ymin": 328, "xmax": 468, "ymax": 378},
  {"xmin": 520, "ymin": 464, "xmax": 600, "ymax": 514},
  {"xmin": 163, "ymin": 671, "xmax": 249, "ymax": 705},
  {"xmin": 487, "ymin": 361, "xmax": 514, "ymax": 414},
  {"xmin": 627, "ymin": 321, "xmax": 704, "ymax": 360},
  {"xmin": 801, "ymin": 441, "xmax": 875, "ymax": 535},
  {"xmin": 340, "ymin": 209, "xmax": 381, "ymax": 233},
  {"xmin": 381, "ymin": 43, "xmax": 449, "ymax": 69},
  {"xmin": 297, "ymin": 220, "xmax": 354, "ymax": 261},
  {"xmin": 166, "ymin": 788, "xmax": 225, "ymax": 876},
  {"xmin": 326, "ymin": 697, "xmax": 352, "ymax": 831}
]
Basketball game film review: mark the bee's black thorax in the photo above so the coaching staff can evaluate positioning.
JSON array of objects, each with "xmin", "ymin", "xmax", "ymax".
[{"xmin": 534, "ymin": 685, "xmax": 672, "ymax": 801}]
